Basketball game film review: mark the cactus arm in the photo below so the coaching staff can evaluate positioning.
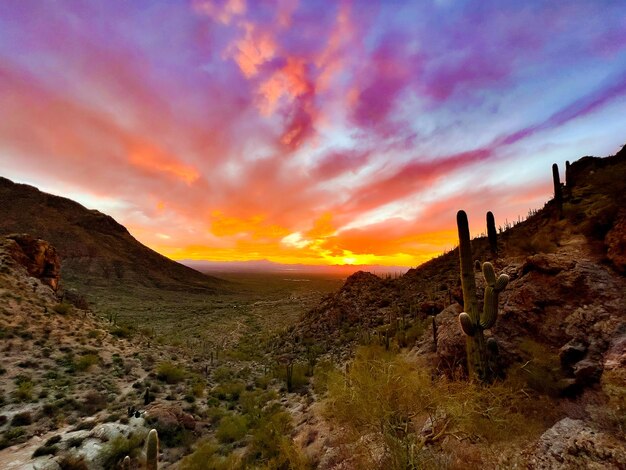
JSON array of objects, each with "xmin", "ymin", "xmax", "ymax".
[
  {"xmin": 480, "ymin": 286, "xmax": 498, "ymax": 329},
  {"xmin": 494, "ymin": 273, "xmax": 509, "ymax": 292},
  {"xmin": 482, "ymin": 262, "xmax": 496, "ymax": 286},
  {"xmin": 459, "ymin": 312, "xmax": 476, "ymax": 336}
]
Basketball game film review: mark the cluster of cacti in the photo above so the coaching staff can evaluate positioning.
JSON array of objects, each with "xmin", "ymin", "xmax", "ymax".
[
  {"xmin": 456, "ymin": 210, "xmax": 509, "ymax": 382},
  {"xmin": 486, "ymin": 211, "xmax": 497, "ymax": 258}
]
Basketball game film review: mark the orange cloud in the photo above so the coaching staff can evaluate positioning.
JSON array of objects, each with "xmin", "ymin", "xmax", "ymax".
[
  {"xmin": 230, "ymin": 22, "xmax": 276, "ymax": 77},
  {"xmin": 128, "ymin": 143, "xmax": 200, "ymax": 185},
  {"xmin": 210, "ymin": 211, "xmax": 290, "ymax": 239}
]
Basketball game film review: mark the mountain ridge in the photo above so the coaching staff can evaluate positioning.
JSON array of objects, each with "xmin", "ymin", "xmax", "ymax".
[{"xmin": 0, "ymin": 176, "xmax": 226, "ymax": 293}]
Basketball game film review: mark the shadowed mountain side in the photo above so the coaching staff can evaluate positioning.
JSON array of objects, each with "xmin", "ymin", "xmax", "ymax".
[{"xmin": 0, "ymin": 177, "xmax": 226, "ymax": 293}]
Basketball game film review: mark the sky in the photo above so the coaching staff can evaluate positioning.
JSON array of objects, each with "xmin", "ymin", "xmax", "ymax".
[{"xmin": 1, "ymin": 0, "xmax": 625, "ymax": 268}]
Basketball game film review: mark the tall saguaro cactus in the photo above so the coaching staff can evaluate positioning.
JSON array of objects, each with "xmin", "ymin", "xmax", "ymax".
[
  {"xmin": 457, "ymin": 210, "xmax": 509, "ymax": 382},
  {"xmin": 486, "ymin": 211, "xmax": 497, "ymax": 258},
  {"xmin": 146, "ymin": 429, "xmax": 159, "ymax": 470},
  {"xmin": 552, "ymin": 163, "xmax": 563, "ymax": 216}
]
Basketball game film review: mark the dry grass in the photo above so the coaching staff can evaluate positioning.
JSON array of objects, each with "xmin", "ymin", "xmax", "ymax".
[{"xmin": 322, "ymin": 345, "xmax": 560, "ymax": 469}]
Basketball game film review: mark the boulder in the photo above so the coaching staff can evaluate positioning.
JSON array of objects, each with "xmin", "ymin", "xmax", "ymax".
[
  {"xmin": 525, "ymin": 418, "xmax": 626, "ymax": 469},
  {"xmin": 5, "ymin": 234, "xmax": 61, "ymax": 291},
  {"xmin": 144, "ymin": 403, "xmax": 196, "ymax": 435}
]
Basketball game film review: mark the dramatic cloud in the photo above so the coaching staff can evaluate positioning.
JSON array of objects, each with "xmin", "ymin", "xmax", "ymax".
[{"xmin": 0, "ymin": 0, "xmax": 625, "ymax": 267}]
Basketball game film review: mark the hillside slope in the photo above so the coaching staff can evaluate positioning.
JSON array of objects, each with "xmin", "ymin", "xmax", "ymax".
[
  {"xmin": 294, "ymin": 146, "xmax": 626, "ymax": 389},
  {"xmin": 0, "ymin": 177, "xmax": 225, "ymax": 293}
]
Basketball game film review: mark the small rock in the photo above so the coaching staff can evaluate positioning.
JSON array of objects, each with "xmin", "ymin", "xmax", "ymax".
[{"xmin": 559, "ymin": 341, "xmax": 587, "ymax": 368}]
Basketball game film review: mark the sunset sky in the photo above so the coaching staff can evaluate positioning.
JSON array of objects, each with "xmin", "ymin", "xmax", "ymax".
[{"xmin": 1, "ymin": 1, "xmax": 625, "ymax": 267}]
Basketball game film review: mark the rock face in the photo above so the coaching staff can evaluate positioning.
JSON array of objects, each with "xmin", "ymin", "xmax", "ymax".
[
  {"xmin": 525, "ymin": 418, "xmax": 626, "ymax": 469},
  {"xmin": 3, "ymin": 234, "xmax": 60, "ymax": 291},
  {"xmin": 605, "ymin": 209, "xmax": 626, "ymax": 273}
]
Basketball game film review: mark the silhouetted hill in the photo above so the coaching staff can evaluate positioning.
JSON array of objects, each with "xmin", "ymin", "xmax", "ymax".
[{"xmin": 0, "ymin": 177, "xmax": 226, "ymax": 293}]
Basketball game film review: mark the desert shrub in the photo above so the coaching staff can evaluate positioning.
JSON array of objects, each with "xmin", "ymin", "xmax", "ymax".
[
  {"xmin": 52, "ymin": 302, "xmax": 73, "ymax": 315},
  {"xmin": 213, "ymin": 366, "xmax": 235, "ymax": 382},
  {"xmin": 0, "ymin": 427, "xmax": 26, "ymax": 449},
  {"xmin": 32, "ymin": 444, "xmax": 58, "ymax": 457},
  {"xmin": 239, "ymin": 390, "xmax": 277, "ymax": 426},
  {"xmin": 323, "ymin": 345, "xmax": 556, "ymax": 467},
  {"xmin": 45, "ymin": 435, "xmax": 62, "ymax": 446},
  {"xmin": 13, "ymin": 377, "xmax": 34, "ymax": 401},
  {"xmin": 189, "ymin": 376, "xmax": 205, "ymax": 398},
  {"xmin": 100, "ymin": 431, "xmax": 146, "ymax": 469},
  {"xmin": 74, "ymin": 353, "xmax": 99, "ymax": 372},
  {"xmin": 11, "ymin": 411, "xmax": 32, "ymax": 426},
  {"xmin": 66, "ymin": 436, "xmax": 86, "ymax": 448},
  {"xmin": 212, "ymin": 380, "xmax": 246, "ymax": 402},
  {"xmin": 156, "ymin": 362, "xmax": 187, "ymax": 384},
  {"xmin": 274, "ymin": 362, "xmax": 308, "ymax": 392},
  {"xmin": 205, "ymin": 406, "xmax": 226, "ymax": 425},
  {"xmin": 110, "ymin": 325, "xmax": 133, "ymax": 338},
  {"xmin": 80, "ymin": 391, "xmax": 108, "ymax": 415},
  {"xmin": 179, "ymin": 440, "xmax": 241, "ymax": 470},
  {"xmin": 216, "ymin": 414, "xmax": 248, "ymax": 443},
  {"xmin": 312, "ymin": 360, "xmax": 335, "ymax": 395},
  {"xmin": 245, "ymin": 410, "xmax": 309, "ymax": 469},
  {"xmin": 254, "ymin": 373, "xmax": 272, "ymax": 390}
]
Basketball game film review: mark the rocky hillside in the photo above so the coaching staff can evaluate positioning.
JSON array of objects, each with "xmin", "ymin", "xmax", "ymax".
[
  {"xmin": 275, "ymin": 147, "xmax": 626, "ymax": 469},
  {"xmin": 0, "ymin": 177, "xmax": 225, "ymax": 293},
  {"xmin": 295, "ymin": 146, "xmax": 626, "ymax": 391}
]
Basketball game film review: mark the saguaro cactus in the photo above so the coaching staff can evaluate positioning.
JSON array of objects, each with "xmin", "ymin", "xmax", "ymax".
[
  {"xmin": 552, "ymin": 163, "xmax": 563, "ymax": 216},
  {"xmin": 146, "ymin": 429, "xmax": 159, "ymax": 470},
  {"xmin": 486, "ymin": 211, "xmax": 497, "ymax": 258},
  {"xmin": 456, "ymin": 210, "xmax": 509, "ymax": 382}
]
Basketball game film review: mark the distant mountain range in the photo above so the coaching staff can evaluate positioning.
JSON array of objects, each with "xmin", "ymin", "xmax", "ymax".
[
  {"xmin": 182, "ymin": 259, "xmax": 409, "ymax": 276},
  {"xmin": 0, "ymin": 177, "xmax": 225, "ymax": 292}
]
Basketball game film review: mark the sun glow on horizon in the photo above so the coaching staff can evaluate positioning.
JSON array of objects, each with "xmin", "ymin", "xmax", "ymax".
[{"xmin": 1, "ymin": 1, "xmax": 625, "ymax": 267}]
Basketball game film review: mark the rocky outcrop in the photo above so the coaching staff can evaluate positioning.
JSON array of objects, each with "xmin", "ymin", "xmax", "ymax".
[
  {"xmin": 2, "ymin": 234, "xmax": 61, "ymax": 291},
  {"xmin": 144, "ymin": 403, "xmax": 196, "ymax": 436},
  {"xmin": 525, "ymin": 418, "xmax": 626, "ymax": 469}
]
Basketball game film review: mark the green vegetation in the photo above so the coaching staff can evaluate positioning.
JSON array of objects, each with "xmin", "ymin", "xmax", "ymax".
[
  {"xmin": 74, "ymin": 353, "xmax": 99, "ymax": 372},
  {"xmin": 156, "ymin": 362, "xmax": 187, "ymax": 384},
  {"xmin": 216, "ymin": 414, "xmax": 248, "ymax": 443},
  {"xmin": 100, "ymin": 431, "xmax": 147, "ymax": 469},
  {"xmin": 52, "ymin": 302, "xmax": 73, "ymax": 315}
]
